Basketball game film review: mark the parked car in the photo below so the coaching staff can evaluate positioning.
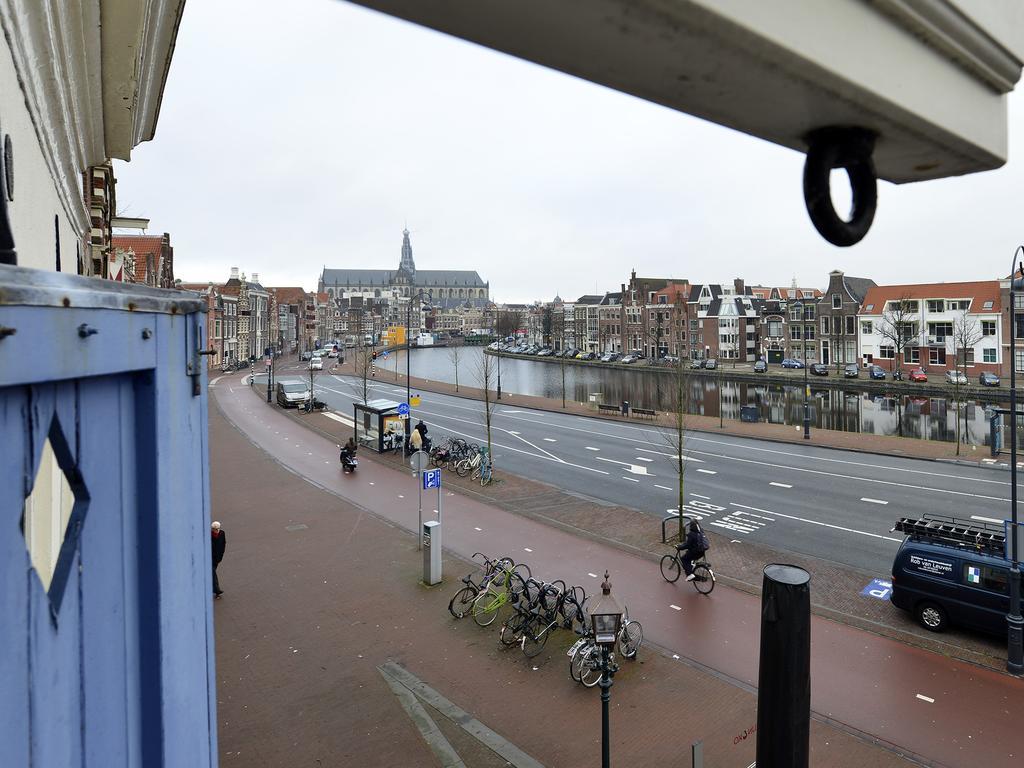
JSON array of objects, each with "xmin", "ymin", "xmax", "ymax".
[
  {"xmin": 753, "ymin": 360, "xmax": 767, "ymax": 373},
  {"xmin": 600, "ymin": 353, "xmax": 619, "ymax": 362},
  {"xmin": 781, "ymin": 358, "xmax": 804, "ymax": 369},
  {"xmin": 620, "ymin": 355, "xmax": 638, "ymax": 364},
  {"xmin": 867, "ymin": 365, "xmax": 886, "ymax": 380},
  {"xmin": 843, "ymin": 364, "xmax": 860, "ymax": 378},
  {"xmin": 704, "ymin": 358, "xmax": 718, "ymax": 370},
  {"xmin": 661, "ymin": 354, "xmax": 680, "ymax": 364},
  {"xmin": 909, "ymin": 368, "xmax": 928, "ymax": 382},
  {"xmin": 579, "ymin": 351, "xmax": 595, "ymax": 360},
  {"xmin": 690, "ymin": 359, "xmax": 704, "ymax": 370},
  {"xmin": 310, "ymin": 356, "xmax": 323, "ymax": 371},
  {"xmin": 944, "ymin": 370, "xmax": 968, "ymax": 385},
  {"xmin": 276, "ymin": 381, "xmax": 311, "ymax": 408},
  {"xmin": 537, "ymin": 348, "xmax": 553, "ymax": 356},
  {"xmin": 300, "ymin": 351, "xmax": 312, "ymax": 361},
  {"xmin": 810, "ymin": 363, "xmax": 829, "ymax": 376},
  {"xmin": 979, "ymin": 371, "xmax": 1001, "ymax": 387}
]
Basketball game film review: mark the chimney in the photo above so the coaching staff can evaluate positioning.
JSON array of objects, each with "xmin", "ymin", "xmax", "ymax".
[
  {"xmin": 251, "ymin": 273, "xmax": 259, "ymax": 284},
  {"xmin": 230, "ymin": 267, "xmax": 239, "ymax": 280},
  {"xmin": 734, "ymin": 278, "xmax": 745, "ymax": 295}
]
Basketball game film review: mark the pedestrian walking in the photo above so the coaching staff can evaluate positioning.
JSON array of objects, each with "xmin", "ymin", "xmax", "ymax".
[
  {"xmin": 408, "ymin": 426, "xmax": 423, "ymax": 453},
  {"xmin": 211, "ymin": 521, "xmax": 226, "ymax": 597}
]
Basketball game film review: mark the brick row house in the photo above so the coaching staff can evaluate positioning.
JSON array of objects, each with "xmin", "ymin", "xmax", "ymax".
[
  {"xmin": 818, "ymin": 270, "xmax": 876, "ymax": 369},
  {"xmin": 858, "ymin": 281, "xmax": 1003, "ymax": 377},
  {"xmin": 748, "ymin": 285, "xmax": 823, "ymax": 363}
]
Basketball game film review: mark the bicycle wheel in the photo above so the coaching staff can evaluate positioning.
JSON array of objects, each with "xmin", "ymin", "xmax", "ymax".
[
  {"xmin": 472, "ymin": 592, "xmax": 501, "ymax": 626},
  {"xmin": 448, "ymin": 586, "xmax": 477, "ymax": 619},
  {"xmin": 499, "ymin": 615, "xmax": 526, "ymax": 646},
  {"xmin": 618, "ymin": 620, "xmax": 643, "ymax": 659},
  {"xmin": 579, "ymin": 645, "xmax": 603, "ymax": 688},
  {"xmin": 660, "ymin": 554, "xmax": 681, "ymax": 583},
  {"xmin": 521, "ymin": 621, "xmax": 550, "ymax": 658},
  {"xmin": 471, "ymin": 465, "xmax": 481, "ymax": 481},
  {"xmin": 512, "ymin": 562, "xmax": 532, "ymax": 581},
  {"xmin": 455, "ymin": 460, "xmax": 471, "ymax": 478},
  {"xmin": 692, "ymin": 564, "xmax": 715, "ymax": 595}
]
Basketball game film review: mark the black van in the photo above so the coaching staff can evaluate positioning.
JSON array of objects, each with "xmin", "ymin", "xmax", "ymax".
[{"xmin": 890, "ymin": 515, "xmax": 1014, "ymax": 635}]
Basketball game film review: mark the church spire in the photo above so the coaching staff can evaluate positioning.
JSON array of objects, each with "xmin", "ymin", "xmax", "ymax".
[{"xmin": 399, "ymin": 228, "xmax": 415, "ymax": 275}]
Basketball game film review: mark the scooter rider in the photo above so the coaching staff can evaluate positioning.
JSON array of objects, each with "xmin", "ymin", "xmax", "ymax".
[{"xmin": 340, "ymin": 436, "xmax": 358, "ymax": 467}]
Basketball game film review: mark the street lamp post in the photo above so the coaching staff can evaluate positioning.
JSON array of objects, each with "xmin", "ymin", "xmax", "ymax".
[
  {"xmin": 793, "ymin": 302, "xmax": 811, "ymax": 439},
  {"xmin": 1007, "ymin": 250, "xmax": 1024, "ymax": 675},
  {"xmin": 590, "ymin": 571, "xmax": 623, "ymax": 768},
  {"xmin": 496, "ymin": 305, "xmax": 502, "ymax": 400},
  {"xmin": 405, "ymin": 289, "xmax": 432, "ymax": 442},
  {"xmin": 266, "ymin": 346, "xmax": 273, "ymax": 403}
]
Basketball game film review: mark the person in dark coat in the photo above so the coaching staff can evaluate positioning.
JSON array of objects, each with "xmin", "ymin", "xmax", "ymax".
[
  {"xmin": 676, "ymin": 519, "xmax": 706, "ymax": 582},
  {"xmin": 414, "ymin": 420, "xmax": 430, "ymax": 451},
  {"xmin": 211, "ymin": 521, "xmax": 226, "ymax": 597}
]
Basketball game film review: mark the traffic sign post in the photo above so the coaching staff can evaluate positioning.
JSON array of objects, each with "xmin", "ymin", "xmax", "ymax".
[
  {"xmin": 414, "ymin": 451, "xmax": 424, "ymax": 549},
  {"xmin": 398, "ymin": 403, "xmax": 410, "ymax": 416},
  {"xmin": 423, "ymin": 469, "xmax": 443, "ymax": 527}
]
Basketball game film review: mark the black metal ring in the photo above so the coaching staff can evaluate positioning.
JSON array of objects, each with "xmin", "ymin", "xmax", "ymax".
[{"xmin": 803, "ymin": 127, "xmax": 877, "ymax": 247}]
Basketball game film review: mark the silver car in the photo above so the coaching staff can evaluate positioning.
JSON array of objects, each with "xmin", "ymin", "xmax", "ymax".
[{"xmin": 276, "ymin": 381, "xmax": 311, "ymax": 407}]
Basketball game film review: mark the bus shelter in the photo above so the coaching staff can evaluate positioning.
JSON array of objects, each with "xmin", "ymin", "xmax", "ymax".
[{"xmin": 354, "ymin": 399, "xmax": 403, "ymax": 452}]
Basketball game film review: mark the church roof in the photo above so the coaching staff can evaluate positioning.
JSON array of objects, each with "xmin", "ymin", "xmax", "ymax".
[{"xmin": 320, "ymin": 267, "xmax": 486, "ymax": 287}]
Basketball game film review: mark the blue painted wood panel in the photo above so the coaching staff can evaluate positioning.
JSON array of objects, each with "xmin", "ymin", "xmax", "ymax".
[{"xmin": 0, "ymin": 268, "xmax": 216, "ymax": 768}]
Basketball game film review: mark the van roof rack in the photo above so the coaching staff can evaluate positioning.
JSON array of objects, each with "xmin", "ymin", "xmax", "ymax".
[{"xmin": 891, "ymin": 514, "xmax": 1005, "ymax": 557}]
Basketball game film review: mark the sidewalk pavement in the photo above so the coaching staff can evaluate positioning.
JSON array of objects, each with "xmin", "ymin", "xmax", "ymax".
[
  {"xmin": 208, "ymin": 392, "xmax": 918, "ymax": 768},
  {"xmin": 326, "ymin": 356, "xmax": 999, "ymax": 467},
  {"xmin": 272, "ymin": 373, "xmax": 1007, "ymax": 671}
]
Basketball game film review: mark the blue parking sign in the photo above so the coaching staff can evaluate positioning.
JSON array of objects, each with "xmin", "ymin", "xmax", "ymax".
[
  {"xmin": 860, "ymin": 578, "xmax": 892, "ymax": 600},
  {"xmin": 423, "ymin": 469, "xmax": 441, "ymax": 490}
]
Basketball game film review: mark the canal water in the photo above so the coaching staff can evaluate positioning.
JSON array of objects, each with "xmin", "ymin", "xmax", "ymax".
[{"xmin": 397, "ymin": 346, "xmax": 1007, "ymax": 447}]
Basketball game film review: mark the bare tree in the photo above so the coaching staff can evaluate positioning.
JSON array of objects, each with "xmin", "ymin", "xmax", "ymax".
[
  {"xmin": 662, "ymin": 357, "xmax": 692, "ymax": 542},
  {"xmin": 877, "ymin": 294, "xmax": 919, "ymax": 380},
  {"xmin": 541, "ymin": 306, "xmax": 554, "ymax": 347},
  {"xmin": 476, "ymin": 347, "xmax": 498, "ymax": 468},
  {"xmin": 496, "ymin": 308, "xmax": 524, "ymax": 342},
  {"xmin": 551, "ymin": 310, "xmax": 568, "ymax": 408},
  {"xmin": 447, "ymin": 342, "xmax": 462, "ymax": 392},
  {"xmin": 952, "ymin": 309, "xmax": 984, "ymax": 454},
  {"xmin": 346, "ymin": 314, "xmax": 375, "ymax": 406}
]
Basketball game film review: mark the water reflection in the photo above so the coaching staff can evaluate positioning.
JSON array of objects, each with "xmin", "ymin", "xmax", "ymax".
[{"xmin": 406, "ymin": 347, "xmax": 1004, "ymax": 446}]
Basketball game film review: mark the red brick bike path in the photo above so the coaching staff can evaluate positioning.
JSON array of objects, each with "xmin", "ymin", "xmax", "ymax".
[{"xmin": 213, "ymin": 372, "xmax": 1024, "ymax": 767}]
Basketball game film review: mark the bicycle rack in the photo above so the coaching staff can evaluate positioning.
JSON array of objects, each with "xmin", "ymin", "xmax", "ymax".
[{"xmin": 662, "ymin": 512, "xmax": 697, "ymax": 544}]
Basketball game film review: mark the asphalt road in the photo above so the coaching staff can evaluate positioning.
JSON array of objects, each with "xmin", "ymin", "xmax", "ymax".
[{"xmin": 265, "ymin": 366, "xmax": 1018, "ymax": 575}]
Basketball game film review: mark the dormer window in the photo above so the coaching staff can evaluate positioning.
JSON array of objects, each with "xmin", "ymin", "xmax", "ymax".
[{"xmin": 832, "ymin": 295, "xmax": 842, "ymax": 309}]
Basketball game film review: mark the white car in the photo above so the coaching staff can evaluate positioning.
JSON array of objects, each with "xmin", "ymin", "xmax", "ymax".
[
  {"xmin": 310, "ymin": 356, "xmax": 323, "ymax": 371},
  {"xmin": 944, "ymin": 369, "xmax": 967, "ymax": 385}
]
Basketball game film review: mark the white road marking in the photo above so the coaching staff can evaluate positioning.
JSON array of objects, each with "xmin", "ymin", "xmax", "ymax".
[
  {"xmin": 732, "ymin": 503, "xmax": 902, "ymax": 543},
  {"xmin": 369, "ymin": 482, "xmax": 375, "ymax": 486},
  {"xmin": 324, "ymin": 411, "xmax": 354, "ymax": 426},
  {"xmin": 691, "ymin": 493, "xmax": 711, "ymax": 500},
  {"xmin": 731, "ymin": 539, "xmax": 741, "ymax": 543},
  {"xmin": 916, "ymin": 694, "xmax": 935, "ymax": 703},
  {"xmin": 670, "ymin": 605, "xmax": 681, "ymax": 611},
  {"xmin": 209, "ymin": 375, "xmax": 225, "ymax": 386},
  {"xmin": 398, "ymin": 495, "xmax": 404, "ymax": 499},
  {"xmin": 971, "ymin": 515, "xmax": 1005, "ymax": 524},
  {"xmin": 508, "ymin": 431, "xmax": 521, "ymax": 436},
  {"xmin": 769, "ymin": 482, "xmax": 792, "ymax": 489},
  {"xmin": 585, "ymin": 446, "xmax": 600, "ymax": 451},
  {"xmin": 636, "ymin": 448, "xmax": 704, "ymax": 463},
  {"xmin": 524, "ymin": 547, "xmax": 533, "ymax": 553},
  {"xmin": 623, "ymin": 477, "xmax": 640, "ymax": 482},
  {"xmin": 861, "ymin": 497, "xmax": 889, "ymax": 505},
  {"xmin": 672, "ymin": 654, "xmax": 680, "ymax": 659},
  {"xmin": 696, "ymin": 469, "xmax": 717, "ymax": 475},
  {"xmin": 543, "ymin": 438, "xmax": 557, "ymax": 442},
  {"xmin": 587, "ymin": 572, "xmax": 598, "ymax": 578},
  {"xmin": 655, "ymin": 484, "xmax": 673, "ymax": 491},
  {"xmin": 474, "ymin": 527, "xmax": 482, "ymax": 531},
  {"xmin": 501, "ymin": 410, "xmax": 525, "ymax": 414},
  {"xmin": 635, "ymin": 457, "xmax": 653, "ymax": 462}
]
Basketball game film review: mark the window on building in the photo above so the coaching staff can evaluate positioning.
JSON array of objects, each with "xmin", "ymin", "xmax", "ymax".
[
  {"xmin": 790, "ymin": 326, "xmax": 802, "ymax": 340},
  {"xmin": 1015, "ymin": 350, "xmax": 1024, "ymax": 373},
  {"xmin": 864, "ymin": 304, "xmax": 874, "ymax": 312},
  {"xmin": 833, "ymin": 316, "xmax": 843, "ymax": 335},
  {"xmin": 789, "ymin": 306, "xmax": 803, "ymax": 321},
  {"xmin": 984, "ymin": 348, "xmax": 997, "ymax": 363},
  {"xmin": 832, "ymin": 294, "xmax": 841, "ymax": 309},
  {"xmin": 658, "ymin": 295, "xmax": 666, "ymax": 304},
  {"xmin": 821, "ymin": 317, "xmax": 828, "ymax": 335},
  {"xmin": 947, "ymin": 300, "xmax": 971, "ymax": 311},
  {"xmin": 879, "ymin": 346, "xmax": 895, "ymax": 359},
  {"xmin": 861, "ymin": 321, "xmax": 873, "ymax": 334},
  {"xmin": 889, "ymin": 299, "xmax": 919, "ymax": 312},
  {"xmin": 929, "ymin": 348, "xmax": 946, "ymax": 365},
  {"xmin": 845, "ymin": 316, "xmax": 855, "ymax": 335},
  {"xmin": 963, "ymin": 348, "xmax": 975, "ymax": 365},
  {"xmin": 768, "ymin": 320, "xmax": 782, "ymax": 337},
  {"xmin": 926, "ymin": 299, "xmax": 943, "ymax": 313},
  {"xmin": 928, "ymin": 322, "xmax": 953, "ymax": 340},
  {"xmin": 905, "ymin": 348, "xmax": 920, "ymax": 364},
  {"xmin": 983, "ymin": 300, "xmax": 994, "ymax": 310},
  {"xmin": 963, "ymin": 563, "xmax": 1008, "ymax": 593},
  {"xmin": 805, "ymin": 324, "xmax": 815, "ymax": 340},
  {"xmin": 982, "ymin": 320, "xmax": 997, "ymax": 336},
  {"xmin": 689, "ymin": 319, "xmax": 698, "ymax": 330},
  {"xmin": 803, "ymin": 304, "xmax": 815, "ymax": 320}
]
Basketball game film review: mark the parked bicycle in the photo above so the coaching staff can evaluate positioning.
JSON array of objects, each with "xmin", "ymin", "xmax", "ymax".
[
  {"xmin": 471, "ymin": 561, "xmax": 528, "ymax": 626},
  {"xmin": 568, "ymin": 604, "xmax": 642, "ymax": 686},
  {"xmin": 448, "ymin": 553, "xmax": 514, "ymax": 619}
]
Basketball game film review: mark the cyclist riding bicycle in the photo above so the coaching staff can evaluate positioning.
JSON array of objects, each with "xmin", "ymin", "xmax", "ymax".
[{"xmin": 676, "ymin": 519, "xmax": 707, "ymax": 582}]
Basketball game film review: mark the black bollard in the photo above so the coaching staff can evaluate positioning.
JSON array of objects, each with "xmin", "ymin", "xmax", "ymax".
[{"xmin": 756, "ymin": 564, "xmax": 811, "ymax": 768}]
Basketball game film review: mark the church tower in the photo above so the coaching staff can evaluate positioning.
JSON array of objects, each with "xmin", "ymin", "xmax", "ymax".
[{"xmin": 398, "ymin": 228, "xmax": 416, "ymax": 275}]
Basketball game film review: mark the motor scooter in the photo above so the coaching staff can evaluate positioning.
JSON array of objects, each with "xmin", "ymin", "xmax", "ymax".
[{"xmin": 339, "ymin": 446, "xmax": 358, "ymax": 473}]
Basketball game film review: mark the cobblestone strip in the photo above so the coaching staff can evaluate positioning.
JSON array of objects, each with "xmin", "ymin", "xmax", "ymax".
[
  {"xmin": 380, "ymin": 661, "xmax": 546, "ymax": 768},
  {"xmin": 379, "ymin": 666, "xmax": 467, "ymax": 768}
]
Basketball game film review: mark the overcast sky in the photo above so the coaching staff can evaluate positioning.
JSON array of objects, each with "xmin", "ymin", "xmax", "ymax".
[{"xmin": 115, "ymin": 0, "xmax": 1024, "ymax": 303}]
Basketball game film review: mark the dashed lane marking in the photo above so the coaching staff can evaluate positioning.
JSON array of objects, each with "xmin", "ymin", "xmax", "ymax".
[
  {"xmin": 691, "ymin": 493, "xmax": 711, "ymax": 499},
  {"xmin": 636, "ymin": 457, "xmax": 653, "ymax": 462},
  {"xmin": 543, "ymin": 438, "xmax": 557, "ymax": 442},
  {"xmin": 672, "ymin": 654, "xmax": 680, "ymax": 659},
  {"xmin": 369, "ymin": 482, "xmax": 375, "ymax": 486},
  {"xmin": 670, "ymin": 605, "xmax": 681, "ymax": 611},
  {"xmin": 474, "ymin": 527, "xmax": 482, "ymax": 531},
  {"xmin": 769, "ymin": 482, "xmax": 792, "ymax": 489},
  {"xmin": 585, "ymin": 446, "xmax": 600, "ymax": 451},
  {"xmin": 524, "ymin": 547, "xmax": 533, "ymax": 553},
  {"xmin": 861, "ymin": 497, "xmax": 889, "ymax": 505},
  {"xmin": 916, "ymin": 694, "xmax": 934, "ymax": 703},
  {"xmin": 587, "ymin": 573, "xmax": 598, "ymax": 578},
  {"xmin": 655, "ymin": 485, "xmax": 672, "ymax": 491},
  {"xmin": 623, "ymin": 477, "xmax": 640, "ymax": 482},
  {"xmin": 696, "ymin": 469, "xmax": 717, "ymax": 475},
  {"xmin": 398, "ymin": 495, "xmax": 404, "ymax": 499}
]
